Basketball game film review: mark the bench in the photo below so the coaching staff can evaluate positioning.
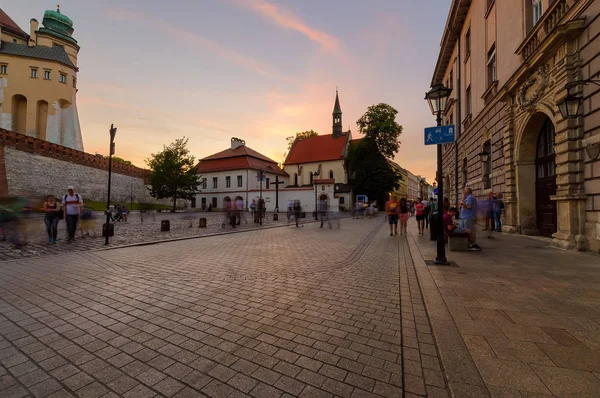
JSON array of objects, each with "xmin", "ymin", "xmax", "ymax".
[{"xmin": 448, "ymin": 234, "xmax": 469, "ymax": 252}]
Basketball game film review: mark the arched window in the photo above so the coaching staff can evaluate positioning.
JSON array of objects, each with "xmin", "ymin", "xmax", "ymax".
[
  {"xmin": 309, "ymin": 172, "xmax": 314, "ymax": 184},
  {"xmin": 329, "ymin": 170, "xmax": 334, "ymax": 179},
  {"xmin": 294, "ymin": 173, "xmax": 298, "ymax": 186}
]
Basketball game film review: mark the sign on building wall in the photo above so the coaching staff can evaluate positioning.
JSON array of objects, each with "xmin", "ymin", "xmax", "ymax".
[{"xmin": 424, "ymin": 125, "xmax": 455, "ymax": 145}]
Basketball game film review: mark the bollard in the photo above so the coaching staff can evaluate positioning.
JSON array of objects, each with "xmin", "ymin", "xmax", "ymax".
[
  {"xmin": 199, "ymin": 217, "xmax": 207, "ymax": 228},
  {"xmin": 102, "ymin": 223, "xmax": 114, "ymax": 237},
  {"xmin": 273, "ymin": 214, "xmax": 278, "ymax": 221},
  {"xmin": 161, "ymin": 220, "xmax": 170, "ymax": 232}
]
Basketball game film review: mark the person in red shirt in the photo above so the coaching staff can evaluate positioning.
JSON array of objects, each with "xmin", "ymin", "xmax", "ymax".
[
  {"xmin": 444, "ymin": 207, "xmax": 480, "ymax": 250},
  {"xmin": 415, "ymin": 198, "xmax": 425, "ymax": 235}
]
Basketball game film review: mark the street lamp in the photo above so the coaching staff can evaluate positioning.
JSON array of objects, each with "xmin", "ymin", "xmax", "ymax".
[
  {"xmin": 104, "ymin": 124, "xmax": 117, "ymax": 245},
  {"xmin": 557, "ymin": 74, "xmax": 600, "ymax": 120},
  {"xmin": 478, "ymin": 146, "xmax": 490, "ymax": 163},
  {"xmin": 425, "ymin": 84, "xmax": 452, "ymax": 265},
  {"xmin": 313, "ymin": 170, "xmax": 320, "ymax": 220}
]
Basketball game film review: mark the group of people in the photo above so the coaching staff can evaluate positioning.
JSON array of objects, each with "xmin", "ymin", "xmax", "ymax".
[
  {"xmin": 223, "ymin": 198, "xmax": 249, "ymax": 228},
  {"xmin": 385, "ymin": 196, "xmax": 437, "ymax": 236},
  {"xmin": 353, "ymin": 201, "xmax": 378, "ymax": 218},
  {"xmin": 44, "ymin": 186, "xmax": 97, "ymax": 244}
]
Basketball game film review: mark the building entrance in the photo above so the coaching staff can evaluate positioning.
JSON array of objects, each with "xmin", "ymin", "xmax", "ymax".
[{"xmin": 535, "ymin": 117, "xmax": 557, "ymax": 237}]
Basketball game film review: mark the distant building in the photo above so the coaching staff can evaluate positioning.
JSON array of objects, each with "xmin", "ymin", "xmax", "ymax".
[
  {"xmin": 283, "ymin": 90, "xmax": 353, "ymax": 210},
  {"xmin": 0, "ymin": 6, "xmax": 83, "ymax": 150},
  {"xmin": 406, "ymin": 170, "xmax": 419, "ymax": 201},
  {"xmin": 388, "ymin": 160, "xmax": 408, "ymax": 200},
  {"xmin": 194, "ymin": 137, "xmax": 288, "ymax": 210}
]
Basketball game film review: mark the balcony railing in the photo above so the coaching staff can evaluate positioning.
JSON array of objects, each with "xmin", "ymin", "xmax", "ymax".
[{"xmin": 517, "ymin": 0, "xmax": 575, "ymax": 61}]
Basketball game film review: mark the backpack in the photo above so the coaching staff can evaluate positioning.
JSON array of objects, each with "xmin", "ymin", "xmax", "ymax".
[{"xmin": 63, "ymin": 194, "xmax": 81, "ymax": 215}]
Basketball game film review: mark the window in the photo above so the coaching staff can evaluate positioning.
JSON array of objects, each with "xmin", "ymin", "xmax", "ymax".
[
  {"xmin": 201, "ymin": 198, "xmax": 206, "ymax": 209},
  {"xmin": 12, "ymin": 39, "xmax": 16, "ymax": 44},
  {"xmin": 237, "ymin": 175, "xmax": 243, "ymax": 187},
  {"xmin": 329, "ymin": 170, "xmax": 334, "ymax": 179},
  {"xmin": 201, "ymin": 178, "xmax": 207, "ymax": 189},
  {"xmin": 532, "ymin": 0, "xmax": 542, "ymax": 26},
  {"xmin": 212, "ymin": 197, "xmax": 218, "ymax": 208},
  {"xmin": 44, "ymin": 70, "xmax": 51, "ymax": 80},
  {"xmin": 466, "ymin": 86, "xmax": 472, "ymax": 116},
  {"xmin": 309, "ymin": 172, "xmax": 314, "ymax": 184},
  {"xmin": 191, "ymin": 197, "xmax": 196, "ymax": 208},
  {"xmin": 340, "ymin": 197, "xmax": 345, "ymax": 205},
  {"xmin": 212, "ymin": 177, "xmax": 218, "ymax": 189},
  {"xmin": 73, "ymin": 78, "xmax": 77, "ymax": 88},
  {"xmin": 0, "ymin": 65, "xmax": 6, "ymax": 74},
  {"xmin": 482, "ymin": 140, "xmax": 492, "ymax": 190},
  {"xmin": 59, "ymin": 73, "xmax": 66, "ymax": 84},
  {"xmin": 465, "ymin": 27, "xmax": 471, "ymax": 58},
  {"xmin": 30, "ymin": 68, "xmax": 38, "ymax": 78},
  {"xmin": 226, "ymin": 176, "xmax": 231, "ymax": 188},
  {"xmin": 462, "ymin": 158, "xmax": 468, "ymax": 187},
  {"xmin": 487, "ymin": 44, "xmax": 497, "ymax": 86},
  {"xmin": 266, "ymin": 178, "xmax": 270, "ymax": 189},
  {"xmin": 294, "ymin": 173, "xmax": 298, "ymax": 186}
]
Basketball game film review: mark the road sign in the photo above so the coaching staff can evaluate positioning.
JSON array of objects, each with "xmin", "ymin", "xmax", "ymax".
[
  {"xmin": 424, "ymin": 124, "xmax": 456, "ymax": 145},
  {"xmin": 434, "ymin": 188, "xmax": 438, "ymax": 195}
]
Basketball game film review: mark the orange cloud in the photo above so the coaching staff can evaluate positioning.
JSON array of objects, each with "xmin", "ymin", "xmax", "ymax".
[{"xmin": 231, "ymin": 0, "xmax": 340, "ymax": 52}]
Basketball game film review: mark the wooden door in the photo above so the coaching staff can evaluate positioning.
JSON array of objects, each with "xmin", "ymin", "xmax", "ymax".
[{"xmin": 535, "ymin": 118, "xmax": 557, "ymax": 237}]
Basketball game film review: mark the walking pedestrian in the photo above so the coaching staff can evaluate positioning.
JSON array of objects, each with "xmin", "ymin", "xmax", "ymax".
[
  {"xmin": 63, "ymin": 186, "xmax": 83, "ymax": 243},
  {"xmin": 385, "ymin": 197, "xmax": 399, "ymax": 236},
  {"xmin": 415, "ymin": 198, "xmax": 425, "ymax": 235},
  {"xmin": 399, "ymin": 198, "xmax": 409, "ymax": 236},
  {"xmin": 293, "ymin": 200, "xmax": 301, "ymax": 227},
  {"xmin": 43, "ymin": 195, "xmax": 61, "ymax": 244},
  {"xmin": 459, "ymin": 187, "xmax": 478, "ymax": 245},
  {"xmin": 319, "ymin": 198, "xmax": 332, "ymax": 228},
  {"xmin": 484, "ymin": 192, "xmax": 495, "ymax": 231},
  {"xmin": 493, "ymin": 192, "xmax": 504, "ymax": 232},
  {"xmin": 421, "ymin": 197, "xmax": 430, "ymax": 229}
]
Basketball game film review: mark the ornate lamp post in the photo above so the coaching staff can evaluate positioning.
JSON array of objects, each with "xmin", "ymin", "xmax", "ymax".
[
  {"xmin": 104, "ymin": 124, "xmax": 117, "ymax": 245},
  {"xmin": 425, "ymin": 84, "xmax": 452, "ymax": 265}
]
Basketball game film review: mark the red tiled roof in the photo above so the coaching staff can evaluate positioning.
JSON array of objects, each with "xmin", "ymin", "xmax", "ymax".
[
  {"xmin": 0, "ymin": 9, "xmax": 28, "ymax": 39},
  {"xmin": 197, "ymin": 145, "xmax": 287, "ymax": 176},
  {"xmin": 284, "ymin": 133, "xmax": 349, "ymax": 165}
]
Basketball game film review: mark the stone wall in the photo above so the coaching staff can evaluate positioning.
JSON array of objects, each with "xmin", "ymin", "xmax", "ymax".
[{"xmin": 0, "ymin": 129, "xmax": 166, "ymax": 205}]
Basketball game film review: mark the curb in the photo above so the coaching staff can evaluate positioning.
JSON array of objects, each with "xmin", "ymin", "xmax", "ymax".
[{"xmin": 405, "ymin": 229, "xmax": 491, "ymax": 398}]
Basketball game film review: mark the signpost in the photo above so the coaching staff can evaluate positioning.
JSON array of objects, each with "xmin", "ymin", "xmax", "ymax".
[
  {"xmin": 433, "ymin": 188, "xmax": 438, "ymax": 196},
  {"xmin": 273, "ymin": 175, "xmax": 285, "ymax": 212},
  {"xmin": 424, "ymin": 124, "xmax": 455, "ymax": 145}
]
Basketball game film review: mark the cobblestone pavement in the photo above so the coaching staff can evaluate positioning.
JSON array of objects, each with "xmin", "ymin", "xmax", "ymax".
[
  {"xmin": 406, "ymin": 221, "xmax": 600, "ymax": 397},
  {"xmin": 0, "ymin": 212, "xmax": 322, "ymax": 261},
  {"xmin": 0, "ymin": 218, "xmax": 449, "ymax": 398}
]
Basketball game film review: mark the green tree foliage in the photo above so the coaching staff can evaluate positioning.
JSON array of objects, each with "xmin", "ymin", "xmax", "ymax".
[
  {"xmin": 356, "ymin": 103, "xmax": 403, "ymax": 158},
  {"xmin": 284, "ymin": 130, "xmax": 319, "ymax": 159},
  {"xmin": 347, "ymin": 138, "xmax": 402, "ymax": 205},
  {"xmin": 146, "ymin": 138, "xmax": 200, "ymax": 211},
  {"xmin": 105, "ymin": 156, "xmax": 132, "ymax": 165}
]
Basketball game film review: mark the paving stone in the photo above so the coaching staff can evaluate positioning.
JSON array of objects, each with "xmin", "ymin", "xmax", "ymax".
[
  {"xmin": 153, "ymin": 376, "xmax": 185, "ymax": 397},
  {"xmin": 202, "ymin": 379, "xmax": 235, "ymax": 398},
  {"xmin": 228, "ymin": 372, "xmax": 259, "ymax": 393}
]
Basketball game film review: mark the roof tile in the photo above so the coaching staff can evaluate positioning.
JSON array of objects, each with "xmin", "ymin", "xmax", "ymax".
[
  {"xmin": 0, "ymin": 42, "xmax": 75, "ymax": 68},
  {"xmin": 284, "ymin": 133, "xmax": 349, "ymax": 165}
]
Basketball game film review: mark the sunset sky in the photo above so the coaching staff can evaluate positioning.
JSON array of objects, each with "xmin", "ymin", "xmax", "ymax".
[{"xmin": 4, "ymin": 0, "xmax": 451, "ymax": 182}]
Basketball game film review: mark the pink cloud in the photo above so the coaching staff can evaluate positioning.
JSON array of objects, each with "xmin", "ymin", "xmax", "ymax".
[{"xmin": 230, "ymin": 0, "xmax": 340, "ymax": 52}]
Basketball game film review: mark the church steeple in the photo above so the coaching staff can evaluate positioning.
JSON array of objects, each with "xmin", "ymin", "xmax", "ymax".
[{"xmin": 332, "ymin": 88, "xmax": 343, "ymax": 138}]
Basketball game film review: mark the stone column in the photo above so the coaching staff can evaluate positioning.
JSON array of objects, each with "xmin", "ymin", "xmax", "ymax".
[
  {"xmin": 501, "ymin": 99, "xmax": 519, "ymax": 233},
  {"xmin": 550, "ymin": 42, "xmax": 587, "ymax": 250}
]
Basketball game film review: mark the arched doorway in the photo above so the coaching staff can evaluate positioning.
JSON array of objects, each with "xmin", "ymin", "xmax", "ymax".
[
  {"xmin": 535, "ymin": 117, "xmax": 557, "ymax": 237},
  {"xmin": 515, "ymin": 112, "xmax": 557, "ymax": 236},
  {"xmin": 319, "ymin": 194, "xmax": 328, "ymax": 201}
]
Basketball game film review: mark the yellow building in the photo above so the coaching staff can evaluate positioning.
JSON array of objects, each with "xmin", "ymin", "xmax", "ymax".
[
  {"xmin": 388, "ymin": 160, "xmax": 408, "ymax": 200},
  {"xmin": 0, "ymin": 6, "xmax": 83, "ymax": 150}
]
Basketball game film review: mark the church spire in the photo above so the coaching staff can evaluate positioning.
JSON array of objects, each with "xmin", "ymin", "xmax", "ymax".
[{"xmin": 332, "ymin": 88, "xmax": 342, "ymax": 138}]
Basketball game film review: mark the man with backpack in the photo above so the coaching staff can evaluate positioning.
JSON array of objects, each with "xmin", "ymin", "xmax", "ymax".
[{"xmin": 63, "ymin": 186, "xmax": 83, "ymax": 243}]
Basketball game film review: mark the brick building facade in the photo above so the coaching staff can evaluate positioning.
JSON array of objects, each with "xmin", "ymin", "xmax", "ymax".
[{"xmin": 432, "ymin": 0, "xmax": 600, "ymax": 252}]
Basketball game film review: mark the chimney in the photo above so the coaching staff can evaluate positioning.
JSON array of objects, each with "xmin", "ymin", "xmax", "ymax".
[
  {"xmin": 29, "ymin": 19, "xmax": 39, "ymax": 46},
  {"xmin": 231, "ymin": 137, "xmax": 245, "ymax": 150}
]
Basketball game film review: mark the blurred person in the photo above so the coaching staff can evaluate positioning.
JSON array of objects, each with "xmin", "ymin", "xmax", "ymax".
[
  {"xmin": 493, "ymin": 192, "xmax": 504, "ymax": 232},
  {"xmin": 415, "ymin": 198, "xmax": 425, "ymax": 235},
  {"xmin": 43, "ymin": 195, "xmax": 61, "ymax": 244},
  {"xmin": 319, "ymin": 198, "xmax": 332, "ymax": 229},
  {"xmin": 63, "ymin": 186, "xmax": 83, "ymax": 243},
  {"xmin": 79, "ymin": 207, "xmax": 97, "ymax": 237},
  {"xmin": 235, "ymin": 197, "xmax": 244, "ymax": 225},
  {"xmin": 293, "ymin": 200, "xmax": 301, "ymax": 227},
  {"xmin": 421, "ymin": 197, "xmax": 430, "ymax": 229},
  {"xmin": 484, "ymin": 192, "xmax": 495, "ymax": 231},
  {"xmin": 399, "ymin": 198, "xmax": 409, "ymax": 236},
  {"xmin": 459, "ymin": 187, "xmax": 478, "ymax": 244},
  {"xmin": 385, "ymin": 196, "xmax": 399, "ymax": 236},
  {"xmin": 121, "ymin": 204, "xmax": 128, "ymax": 222}
]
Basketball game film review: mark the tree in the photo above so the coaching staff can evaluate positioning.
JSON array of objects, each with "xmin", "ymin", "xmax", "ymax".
[
  {"xmin": 356, "ymin": 103, "xmax": 403, "ymax": 158},
  {"xmin": 284, "ymin": 130, "xmax": 319, "ymax": 159},
  {"xmin": 105, "ymin": 156, "xmax": 132, "ymax": 165},
  {"xmin": 146, "ymin": 138, "xmax": 200, "ymax": 211},
  {"xmin": 347, "ymin": 137, "xmax": 402, "ymax": 206}
]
